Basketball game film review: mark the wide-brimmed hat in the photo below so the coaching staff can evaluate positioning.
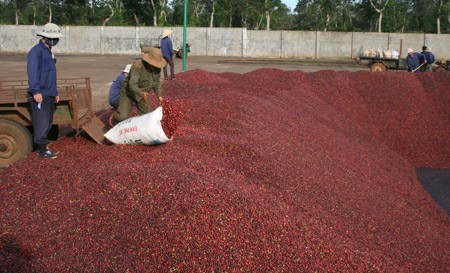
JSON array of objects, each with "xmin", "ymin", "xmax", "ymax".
[
  {"xmin": 162, "ymin": 29, "xmax": 172, "ymax": 38},
  {"xmin": 142, "ymin": 47, "xmax": 167, "ymax": 68},
  {"xmin": 37, "ymin": 23, "xmax": 64, "ymax": 38},
  {"xmin": 407, "ymin": 48, "xmax": 413, "ymax": 54}
]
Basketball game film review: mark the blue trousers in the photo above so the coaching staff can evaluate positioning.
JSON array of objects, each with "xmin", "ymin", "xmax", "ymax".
[
  {"xmin": 30, "ymin": 96, "xmax": 55, "ymax": 150},
  {"xmin": 163, "ymin": 57, "xmax": 175, "ymax": 79}
]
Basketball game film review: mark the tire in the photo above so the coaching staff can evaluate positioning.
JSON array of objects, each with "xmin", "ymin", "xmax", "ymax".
[
  {"xmin": 370, "ymin": 63, "xmax": 386, "ymax": 72},
  {"xmin": 0, "ymin": 118, "xmax": 33, "ymax": 168}
]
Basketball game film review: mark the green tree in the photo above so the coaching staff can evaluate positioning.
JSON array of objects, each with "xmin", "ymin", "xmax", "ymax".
[
  {"xmin": 381, "ymin": 0, "xmax": 410, "ymax": 32},
  {"xmin": 295, "ymin": 0, "xmax": 344, "ymax": 31},
  {"xmin": 410, "ymin": 0, "xmax": 449, "ymax": 33},
  {"xmin": 0, "ymin": 0, "xmax": 446, "ymax": 33}
]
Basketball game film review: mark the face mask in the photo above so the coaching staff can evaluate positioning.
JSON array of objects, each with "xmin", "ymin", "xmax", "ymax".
[{"xmin": 44, "ymin": 38, "xmax": 59, "ymax": 46}]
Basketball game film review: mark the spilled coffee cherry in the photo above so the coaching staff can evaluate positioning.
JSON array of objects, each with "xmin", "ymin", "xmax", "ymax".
[{"xmin": 161, "ymin": 98, "xmax": 185, "ymax": 138}]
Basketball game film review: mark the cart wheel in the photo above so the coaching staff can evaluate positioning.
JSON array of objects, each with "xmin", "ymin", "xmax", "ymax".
[
  {"xmin": 0, "ymin": 118, "xmax": 33, "ymax": 168},
  {"xmin": 370, "ymin": 63, "xmax": 386, "ymax": 72},
  {"xmin": 177, "ymin": 49, "xmax": 186, "ymax": 59}
]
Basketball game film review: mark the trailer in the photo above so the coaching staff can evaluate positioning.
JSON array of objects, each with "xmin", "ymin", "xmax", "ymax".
[
  {"xmin": 359, "ymin": 55, "xmax": 450, "ymax": 72},
  {"xmin": 174, "ymin": 43, "xmax": 192, "ymax": 59},
  {"xmin": 0, "ymin": 77, "xmax": 106, "ymax": 167},
  {"xmin": 432, "ymin": 59, "xmax": 450, "ymax": 72},
  {"xmin": 357, "ymin": 55, "xmax": 407, "ymax": 72},
  {"xmin": 358, "ymin": 39, "xmax": 448, "ymax": 72},
  {"xmin": 356, "ymin": 39, "xmax": 406, "ymax": 72}
]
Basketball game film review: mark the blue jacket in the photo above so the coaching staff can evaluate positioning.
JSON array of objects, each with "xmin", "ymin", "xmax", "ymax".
[
  {"xmin": 108, "ymin": 72, "xmax": 126, "ymax": 108},
  {"xmin": 419, "ymin": 52, "xmax": 426, "ymax": 65},
  {"xmin": 406, "ymin": 53, "xmax": 421, "ymax": 73},
  {"xmin": 160, "ymin": 37, "xmax": 174, "ymax": 58},
  {"xmin": 423, "ymin": 51, "xmax": 435, "ymax": 64},
  {"xmin": 27, "ymin": 40, "xmax": 58, "ymax": 97}
]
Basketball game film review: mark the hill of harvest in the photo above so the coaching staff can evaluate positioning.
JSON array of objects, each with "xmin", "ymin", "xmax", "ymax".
[{"xmin": 1, "ymin": 69, "xmax": 449, "ymax": 272}]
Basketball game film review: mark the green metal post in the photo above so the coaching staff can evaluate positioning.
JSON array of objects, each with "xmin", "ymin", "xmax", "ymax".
[{"xmin": 182, "ymin": 0, "xmax": 188, "ymax": 72}]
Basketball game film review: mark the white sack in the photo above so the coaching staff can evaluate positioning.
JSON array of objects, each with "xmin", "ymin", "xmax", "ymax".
[
  {"xmin": 392, "ymin": 50, "xmax": 399, "ymax": 59},
  {"xmin": 104, "ymin": 107, "xmax": 170, "ymax": 145}
]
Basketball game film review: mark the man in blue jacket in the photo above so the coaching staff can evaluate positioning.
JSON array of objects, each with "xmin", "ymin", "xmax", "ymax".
[
  {"xmin": 27, "ymin": 23, "xmax": 64, "ymax": 158},
  {"xmin": 406, "ymin": 48, "xmax": 421, "ymax": 73},
  {"xmin": 419, "ymin": 46, "xmax": 427, "ymax": 71},
  {"xmin": 423, "ymin": 46, "xmax": 435, "ymax": 72},
  {"xmin": 161, "ymin": 29, "xmax": 175, "ymax": 80}
]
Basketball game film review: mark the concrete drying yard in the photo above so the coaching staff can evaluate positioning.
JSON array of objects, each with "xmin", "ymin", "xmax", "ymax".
[{"xmin": 1, "ymin": 53, "xmax": 367, "ymax": 111}]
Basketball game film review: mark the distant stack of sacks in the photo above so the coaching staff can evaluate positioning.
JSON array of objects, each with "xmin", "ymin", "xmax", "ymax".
[{"xmin": 362, "ymin": 49, "xmax": 399, "ymax": 59}]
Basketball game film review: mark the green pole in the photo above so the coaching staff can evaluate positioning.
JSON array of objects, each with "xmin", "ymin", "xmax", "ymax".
[{"xmin": 182, "ymin": 0, "xmax": 187, "ymax": 72}]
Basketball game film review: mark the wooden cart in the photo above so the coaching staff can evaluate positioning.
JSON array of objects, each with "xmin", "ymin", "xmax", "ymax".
[
  {"xmin": 358, "ymin": 55, "xmax": 407, "ymax": 72},
  {"xmin": 0, "ymin": 77, "xmax": 106, "ymax": 167}
]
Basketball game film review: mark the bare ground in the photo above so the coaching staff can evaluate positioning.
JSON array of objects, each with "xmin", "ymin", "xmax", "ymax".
[{"xmin": 0, "ymin": 53, "xmax": 366, "ymax": 112}]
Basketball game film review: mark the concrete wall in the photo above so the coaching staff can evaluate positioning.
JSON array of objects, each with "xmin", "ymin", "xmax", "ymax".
[
  {"xmin": 1, "ymin": 25, "xmax": 449, "ymax": 59},
  {"xmin": 280, "ymin": 31, "xmax": 316, "ymax": 59},
  {"xmin": 317, "ymin": 32, "xmax": 353, "ymax": 59}
]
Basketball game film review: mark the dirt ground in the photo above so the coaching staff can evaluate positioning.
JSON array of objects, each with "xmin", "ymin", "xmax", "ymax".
[{"xmin": 0, "ymin": 53, "xmax": 366, "ymax": 112}]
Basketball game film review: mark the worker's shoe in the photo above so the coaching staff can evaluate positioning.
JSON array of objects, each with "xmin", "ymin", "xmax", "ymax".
[
  {"xmin": 39, "ymin": 149, "xmax": 58, "ymax": 159},
  {"xmin": 109, "ymin": 115, "xmax": 118, "ymax": 127},
  {"xmin": 47, "ymin": 148, "xmax": 59, "ymax": 156}
]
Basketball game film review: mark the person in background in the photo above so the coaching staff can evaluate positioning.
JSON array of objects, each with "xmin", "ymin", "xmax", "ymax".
[
  {"xmin": 419, "ymin": 46, "xmax": 428, "ymax": 72},
  {"xmin": 108, "ymin": 64, "xmax": 132, "ymax": 109},
  {"xmin": 27, "ymin": 23, "xmax": 64, "ymax": 159},
  {"xmin": 109, "ymin": 47, "xmax": 166, "ymax": 126},
  {"xmin": 161, "ymin": 29, "xmax": 175, "ymax": 80},
  {"xmin": 406, "ymin": 48, "xmax": 421, "ymax": 73},
  {"xmin": 423, "ymin": 47, "xmax": 435, "ymax": 72}
]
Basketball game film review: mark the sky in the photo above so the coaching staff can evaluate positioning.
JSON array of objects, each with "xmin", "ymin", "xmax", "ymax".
[{"xmin": 282, "ymin": 0, "xmax": 297, "ymax": 12}]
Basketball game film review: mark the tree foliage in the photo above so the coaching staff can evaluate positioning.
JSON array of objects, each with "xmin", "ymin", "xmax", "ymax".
[{"xmin": 0, "ymin": 0, "xmax": 447, "ymax": 33}]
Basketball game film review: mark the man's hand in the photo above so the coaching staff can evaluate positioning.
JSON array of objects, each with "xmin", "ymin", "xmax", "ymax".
[
  {"xmin": 55, "ymin": 96, "xmax": 60, "ymax": 103},
  {"xmin": 141, "ymin": 92, "xmax": 149, "ymax": 101},
  {"xmin": 33, "ymin": 93, "xmax": 43, "ymax": 103}
]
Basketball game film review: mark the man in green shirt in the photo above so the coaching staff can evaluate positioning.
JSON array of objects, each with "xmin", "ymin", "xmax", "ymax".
[{"xmin": 110, "ymin": 47, "xmax": 167, "ymax": 126}]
